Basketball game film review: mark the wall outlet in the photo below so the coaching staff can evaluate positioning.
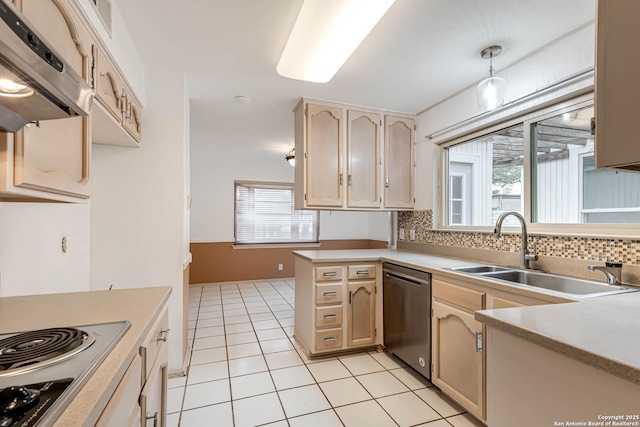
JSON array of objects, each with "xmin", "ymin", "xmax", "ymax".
[
  {"xmin": 278, "ymin": 263, "xmax": 283, "ymax": 271},
  {"xmin": 399, "ymin": 228, "xmax": 405, "ymax": 240},
  {"xmin": 409, "ymin": 229, "xmax": 416, "ymax": 241}
]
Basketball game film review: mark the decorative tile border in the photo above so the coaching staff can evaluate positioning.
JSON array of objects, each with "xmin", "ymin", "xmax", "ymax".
[{"xmin": 398, "ymin": 210, "xmax": 640, "ymax": 265}]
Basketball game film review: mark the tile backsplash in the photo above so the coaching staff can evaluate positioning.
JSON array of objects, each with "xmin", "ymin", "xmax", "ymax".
[{"xmin": 398, "ymin": 210, "xmax": 640, "ymax": 266}]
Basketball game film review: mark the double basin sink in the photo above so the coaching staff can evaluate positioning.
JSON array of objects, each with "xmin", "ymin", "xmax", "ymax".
[{"xmin": 450, "ymin": 265, "xmax": 637, "ymax": 298}]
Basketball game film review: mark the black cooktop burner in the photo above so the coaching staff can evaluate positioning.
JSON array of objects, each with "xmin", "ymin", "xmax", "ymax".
[{"xmin": 0, "ymin": 328, "xmax": 92, "ymax": 372}]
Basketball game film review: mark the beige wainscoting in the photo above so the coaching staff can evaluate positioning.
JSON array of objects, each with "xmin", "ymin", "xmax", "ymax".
[{"xmin": 189, "ymin": 240, "xmax": 387, "ymax": 284}]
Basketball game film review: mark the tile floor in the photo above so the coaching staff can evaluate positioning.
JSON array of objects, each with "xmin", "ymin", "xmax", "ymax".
[{"xmin": 167, "ymin": 280, "xmax": 485, "ymax": 427}]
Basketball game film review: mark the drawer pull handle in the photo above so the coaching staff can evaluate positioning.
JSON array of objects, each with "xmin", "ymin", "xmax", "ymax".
[
  {"xmin": 323, "ymin": 336, "xmax": 338, "ymax": 342},
  {"xmin": 146, "ymin": 411, "xmax": 158, "ymax": 427},
  {"xmin": 323, "ymin": 291, "xmax": 337, "ymax": 297},
  {"xmin": 356, "ymin": 270, "xmax": 369, "ymax": 275},
  {"xmin": 323, "ymin": 314, "xmax": 337, "ymax": 319},
  {"xmin": 323, "ymin": 271, "xmax": 337, "ymax": 277},
  {"xmin": 157, "ymin": 328, "xmax": 170, "ymax": 343}
]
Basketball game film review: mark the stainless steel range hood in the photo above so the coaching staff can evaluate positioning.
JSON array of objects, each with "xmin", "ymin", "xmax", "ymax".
[{"xmin": 0, "ymin": 0, "xmax": 94, "ymax": 132}]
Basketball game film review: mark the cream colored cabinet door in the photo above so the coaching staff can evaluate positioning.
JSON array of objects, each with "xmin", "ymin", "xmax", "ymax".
[
  {"xmin": 140, "ymin": 345, "xmax": 168, "ymax": 427},
  {"xmin": 11, "ymin": 0, "xmax": 91, "ymax": 198},
  {"xmin": 305, "ymin": 104, "xmax": 344, "ymax": 207},
  {"xmin": 595, "ymin": 0, "xmax": 640, "ymax": 170},
  {"xmin": 93, "ymin": 45, "xmax": 125, "ymax": 124},
  {"xmin": 347, "ymin": 280, "xmax": 375, "ymax": 347},
  {"xmin": 432, "ymin": 300, "xmax": 484, "ymax": 420},
  {"xmin": 123, "ymin": 92, "xmax": 143, "ymax": 142},
  {"xmin": 383, "ymin": 116, "xmax": 414, "ymax": 208},
  {"xmin": 347, "ymin": 110, "xmax": 380, "ymax": 208}
]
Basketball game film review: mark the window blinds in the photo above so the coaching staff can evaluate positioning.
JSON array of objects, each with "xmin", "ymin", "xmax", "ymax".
[{"xmin": 235, "ymin": 182, "xmax": 319, "ymax": 244}]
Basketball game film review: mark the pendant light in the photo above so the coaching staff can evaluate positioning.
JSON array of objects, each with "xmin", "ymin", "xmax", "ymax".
[
  {"xmin": 476, "ymin": 45, "xmax": 506, "ymax": 111},
  {"xmin": 285, "ymin": 148, "xmax": 295, "ymax": 167}
]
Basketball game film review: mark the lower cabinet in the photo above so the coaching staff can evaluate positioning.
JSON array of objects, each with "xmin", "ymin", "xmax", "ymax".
[
  {"xmin": 347, "ymin": 280, "xmax": 376, "ymax": 347},
  {"xmin": 140, "ymin": 347, "xmax": 168, "ymax": 427},
  {"xmin": 432, "ymin": 279, "xmax": 485, "ymax": 421},
  {"xmin": 294, "ymin": 257, "xmax": 382, "ymax": 356},
  {"xmin": 97, "ymin": 308, "xmax": 169, "ymax": 426},
  {"xmin": 431, "ymin": 276, "xmax": 558, "ymax": 424},
  {"xmin": 432, "ymin": 299, "xmax": 484, "ymax": 420}
]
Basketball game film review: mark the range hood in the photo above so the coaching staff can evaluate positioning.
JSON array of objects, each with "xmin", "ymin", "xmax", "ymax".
[{"xmin": 0, "ymin": 0, "xmax": 94, "ymax": 133}]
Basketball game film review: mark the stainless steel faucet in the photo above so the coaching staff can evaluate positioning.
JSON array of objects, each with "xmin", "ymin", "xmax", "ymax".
[
  {"xmin": 494, "ymin": 211, "xmax": 538, "ymax": 269},
  {"xmin": 587, "ymin": 262, "xmax": 623, "ymax": 284}
]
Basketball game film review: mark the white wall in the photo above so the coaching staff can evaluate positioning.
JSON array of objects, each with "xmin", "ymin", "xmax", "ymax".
[
  {"xmin": 189, "ymin": 115, "xmax": 389, "ymax": 243},
  {"xmin": 416, "ymin": 23, "xmax": 595, "ymax": 212},
  {"xmin": 91, "ymin": 70, "xmax": 189, "ymax": 371},
  {"xmin": 0, "ymin": 203, "xmax": 90, "ymax": 297}
]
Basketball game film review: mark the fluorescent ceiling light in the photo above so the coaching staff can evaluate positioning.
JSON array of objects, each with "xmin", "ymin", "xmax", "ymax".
[{"xmin": 277, "ymin": 0, "xmax": 396, "ymax": 83}]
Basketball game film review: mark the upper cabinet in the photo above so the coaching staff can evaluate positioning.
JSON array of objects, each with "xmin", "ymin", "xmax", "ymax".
[
  {"xmin": 347, "ymin": 110, "xmax": 381, "ymax": 208},
  {"xmin": 304, "ymin": 104, "xmax": 344, "ymax": 207},
  {"xmin": 0, "ymin": 0, "xmax": 92, "ymax": 201},
  {"xmin": 384, "ymin": 116, "xmax": 415, "ymax": 208},
  {"xmin": 595, "ymin": 0, "xmax": 640, "ymax": 171},
  {"xmin": 294, "ymin": 98, "xmax": 415, "ymax": 211},
  {"xmin": 92, "ymin": 45, "xmax": 143, "ymax": 147},
  {"xmin": 0, "ymin": 0, "xmax": 143, "ymax": 202}
]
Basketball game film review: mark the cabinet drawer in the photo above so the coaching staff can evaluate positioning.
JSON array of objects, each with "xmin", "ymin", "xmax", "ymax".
[
  {"xmin": 315, "ymin": 266, "xmax": 342, "ymax": 282},
  {"xmin": 433, "ymin": 279, "xmax": 485, "ymax": 312},
  {"xmin": 315, "ymin": 284, "xmax": 343, "ymax": 305},
  {"xmin": 140, "ymin": 345, "xmax": 168, "ymax": 427},
  {"xmin": 96, "ymin": 355, "xmax": 141, "ymax": 427},
  {"xmin": 492, "ymin": 296, "xmax": 526, "ymax": 309},
  {"xmin": 347, "ymin": 265, "xmax": 376, "ymax": 280},
  {"xmin": 140, "ymin": 308, "xmax": 169, "ymax": 386},
  {"xmin": 315, "ymin": 305, "xmax": 343, "ymax": 328},
  {"xmin": 315, "ymin": 328, "xmax": 343, "ymax": 351}
]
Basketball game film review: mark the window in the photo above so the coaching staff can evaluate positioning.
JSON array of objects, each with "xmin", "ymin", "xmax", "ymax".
[
  {"xmin": 532, "ymin": 105, "xmax": 640, "ymax": 224},
  {"xmin": 445, "ymin": 124, "xmax": 524, "ymax": 227},
  {"xmin": 442, "ymin": 97, "xmax": 640, "ymax": 231},
  {"xmin": 234, "ymin": 182, "xmax": 319, "ymax": 244}
]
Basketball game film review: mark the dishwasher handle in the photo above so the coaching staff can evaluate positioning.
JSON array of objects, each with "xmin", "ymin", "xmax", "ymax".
[{"xmin": 384, "ymin": 271, "xmax": 429, "ymax": 287}]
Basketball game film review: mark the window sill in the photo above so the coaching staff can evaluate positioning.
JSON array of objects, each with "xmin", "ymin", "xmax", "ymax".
[{"xmin": 232, "ymin": 242, "xmax": 322, "ymax": 250}]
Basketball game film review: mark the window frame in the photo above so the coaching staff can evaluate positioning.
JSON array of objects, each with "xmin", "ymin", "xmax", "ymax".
[
  {"xmin": 437, "ymin": 93, "xmax": 640, "ymax": 238},
  {"xmin": 234, "ymin": 180, "xmax": 320, "ymax": 245}
]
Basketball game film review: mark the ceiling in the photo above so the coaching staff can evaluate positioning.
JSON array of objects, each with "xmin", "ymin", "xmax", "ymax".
[{"xmin": 117, "ymin": 0, "xmax": 595, "ymax": 155}]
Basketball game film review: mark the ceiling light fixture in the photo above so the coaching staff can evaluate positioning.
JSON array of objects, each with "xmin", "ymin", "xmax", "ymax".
[
  {"xmin": 285, "ymin": 148, "xmax": 295, "ymax": 167},
  {"xmin": 476, "ymin": 45, "xmax": 506, "ymax": 111},
  {"xmin": 234, "ymin": 95, "xmax": 252, "ymax": 105},
  {"xmin": 277, "ymin": 0, "xmax": 396, "ymax": 83}
]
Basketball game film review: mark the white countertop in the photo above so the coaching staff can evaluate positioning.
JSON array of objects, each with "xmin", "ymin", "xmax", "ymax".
[
  {"xmin": 294, "ymin": 248, "xmax": 640, "ymax": 385},
  {"xmin": 0, "ymin": 286, "xmax": 172, "ymax": 426}
]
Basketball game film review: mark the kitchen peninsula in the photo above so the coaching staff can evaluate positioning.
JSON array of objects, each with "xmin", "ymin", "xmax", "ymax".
[{"xmin": 293, "ymin": 248, "xmax": 640, "ymax": 424}]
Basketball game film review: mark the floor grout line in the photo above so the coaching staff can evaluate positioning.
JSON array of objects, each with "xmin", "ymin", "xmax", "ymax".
[{"xmin": 178, "ymin": 281, "xmax": 478, "ymax": 427}]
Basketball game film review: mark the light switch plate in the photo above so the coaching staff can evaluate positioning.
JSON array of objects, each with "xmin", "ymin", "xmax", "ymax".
[
  {"xmin": 399, "ymin": 228, "xmax": 405, "ymax": 240},
  {"xmin": 409, "ymin": 229, "xmax": 416, "ymax": 241}
]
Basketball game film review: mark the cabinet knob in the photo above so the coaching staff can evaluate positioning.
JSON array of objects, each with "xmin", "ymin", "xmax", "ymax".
[{"xmin": 156, "ymin": 329, "xmax": 170, "ymax": 343}]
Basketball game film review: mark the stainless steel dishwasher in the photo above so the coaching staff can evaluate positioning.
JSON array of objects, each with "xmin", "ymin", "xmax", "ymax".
[{"xmin": 383, "ymin": 262, "xmax": 431, "ymax": 379}]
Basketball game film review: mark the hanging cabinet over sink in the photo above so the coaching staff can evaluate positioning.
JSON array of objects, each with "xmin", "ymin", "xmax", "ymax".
[{"xmin": 294, "ymin": 98, "xmax": 415, "ymax": 211}]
